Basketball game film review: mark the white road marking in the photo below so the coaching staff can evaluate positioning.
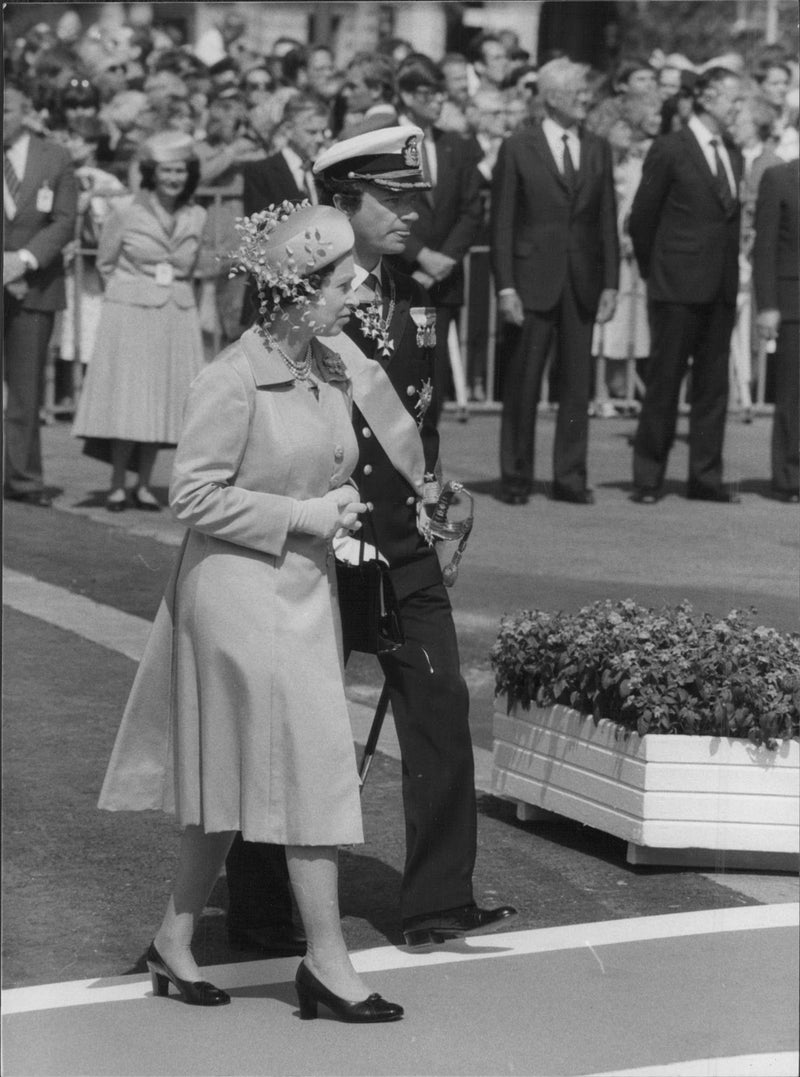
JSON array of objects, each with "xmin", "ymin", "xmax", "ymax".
[{"xmin": 2, "ymin": 903, "xmax": 796, "ymax": 1015}]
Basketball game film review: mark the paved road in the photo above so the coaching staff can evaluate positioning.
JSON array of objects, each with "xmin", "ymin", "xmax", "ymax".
[{"xmin": 3, "ymin": 410, "xmax": 798, "ymax": 998}]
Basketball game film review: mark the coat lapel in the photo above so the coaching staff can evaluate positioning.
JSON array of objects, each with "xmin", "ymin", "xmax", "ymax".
[{"xmin": 16, "ymin": 135, "xmax": 45, "ymax": 211}]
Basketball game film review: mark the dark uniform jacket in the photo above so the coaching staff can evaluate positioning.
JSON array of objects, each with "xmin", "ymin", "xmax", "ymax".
[
  {"xmin": 752, "ymin": 158, "xmax": 799, "ymax": 323},
  {"xmin": 338, "ymin": 264, "xmax": 442, "ymax": 601}
]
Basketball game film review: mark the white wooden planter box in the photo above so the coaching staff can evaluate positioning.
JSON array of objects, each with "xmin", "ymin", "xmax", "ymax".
[{"xmin": 492, "ymin": 701, "xmax": 800, "ymax": 869}]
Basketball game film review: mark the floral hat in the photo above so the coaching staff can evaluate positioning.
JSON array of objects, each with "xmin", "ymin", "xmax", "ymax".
[{"xmin": 230, "ymin": 201, "xmax": 354, "ymax": 324}]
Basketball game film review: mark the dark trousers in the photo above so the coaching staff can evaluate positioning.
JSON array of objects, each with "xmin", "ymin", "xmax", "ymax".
[
  {"xmin": 633, "ymin": 299, "xmax": 735, "ymax": 494},
  {"xmin": 772, "ymin": 320, "xmax": 799, "ymax": 495},
  {"xmin": 224, "ymin": 580, "xmax": 476, "ymax": 928},
  {"xmin": 4, "ymin": 296, "xmax": 54, "ymax": 495},
  {"xmin": 500, "ymin": 284, "xmax": 594, "ymax": 496},
  {"xmin": 429, "ymin": 306, "xmax": 457, "ymax": 428}
]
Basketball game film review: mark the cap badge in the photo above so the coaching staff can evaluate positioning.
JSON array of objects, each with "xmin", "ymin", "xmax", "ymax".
[{"xmin": 403, "ymin": 135, "xmax": 421, "ymax": 169}]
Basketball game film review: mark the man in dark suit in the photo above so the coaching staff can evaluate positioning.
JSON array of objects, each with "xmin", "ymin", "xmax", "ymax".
[
  {"xmin": 240, "ymin": 94, "xmax": 330, "ymax": 325},
  {"xmin": 393, "ymin": 54, "xmax": 483, "ymax": 424},
  {"xmin": 4, "ymin": 82, "xmax": 77, "ymax": 506},
  {"xmin": 491, "ymin": 57, "xmax": 619, "ymax": 506},
  {"xmin": 225, "ymin": 125, "xmax": 516, "ymax": 954},
  {"xmin": 629, "ymin": 67, "xmax": 745, "ymax": 504},
  {"xmin": 752, "ymin": 155, "xmax": 799, "ymax": 503}
]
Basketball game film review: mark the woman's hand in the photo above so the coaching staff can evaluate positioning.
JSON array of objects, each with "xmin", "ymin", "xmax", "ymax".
[{"xmin": 289, "ymin": 488, "xmax": 367, "ymax": 540}]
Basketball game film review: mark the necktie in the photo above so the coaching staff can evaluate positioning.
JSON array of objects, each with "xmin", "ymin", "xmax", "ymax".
[
  {"xmin": 4, "ymin": 152, "xmax": 21, "ymax": 209},
  {"xmin": 709, "ymin": 139, "xmax": 734, "ymax": 212},
  {"xmin": 301, "ymin": 168, "xmax": 317, "ymax": 205},
  {"xmin": 561, "ymin": 132, "xmax": 576, "ymax": 194}
]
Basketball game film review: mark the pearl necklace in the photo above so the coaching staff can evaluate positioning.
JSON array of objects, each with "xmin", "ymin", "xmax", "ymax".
[{"xmin": 264, "ymin": 331, "xmax": 313, "ymax": 381}]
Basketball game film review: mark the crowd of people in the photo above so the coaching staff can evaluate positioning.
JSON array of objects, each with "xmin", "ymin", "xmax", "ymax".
[{"xmin": 4, "ymin": 7, "xmax": 798, "ymax": 510}]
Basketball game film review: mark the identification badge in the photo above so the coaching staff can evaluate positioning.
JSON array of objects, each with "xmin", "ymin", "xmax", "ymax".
[
  {"xmin": 410, "ymin": 306, "xmax": 437, "ymax": 348},
  {"xmin": 36, "ymin": 184, "xmax": 54, "ymax": 213},
  {"xmin": 154, "ymin": 262, "xmax": 174, "ymax": 286}
]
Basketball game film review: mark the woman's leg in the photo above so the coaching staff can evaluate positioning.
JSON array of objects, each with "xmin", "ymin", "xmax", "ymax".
[
  {"xmin": 135, "ymin": 443, "xmax": 159, "ymax": 496},
  {"xmin": 287, "ymin": 845, "xmax": 369, "ymax": 1002},
  {"xmin": 109, "ymin": 439, "xmax": 132, "ymax": 494},
  {"xmin": 153, "ymin": 825, "xmax": 235, "ymax": 981}
]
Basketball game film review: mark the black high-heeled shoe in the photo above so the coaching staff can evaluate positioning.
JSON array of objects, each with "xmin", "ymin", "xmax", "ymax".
[
  {"xmin": 145, "ymin": 941, "xmax": 231, "ymax": 1006},
  {"xmin": 294, "ymin": 961, "xmax": 403, "ymax": 1023},
  {"xmin": 133, "ymin": 487, "xmax": 161, "ymax": 512}
]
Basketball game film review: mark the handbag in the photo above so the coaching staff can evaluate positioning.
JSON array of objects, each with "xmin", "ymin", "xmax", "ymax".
[{"xmin": 335, "ymin": 514, "xmax": 404, "ymax": 656}]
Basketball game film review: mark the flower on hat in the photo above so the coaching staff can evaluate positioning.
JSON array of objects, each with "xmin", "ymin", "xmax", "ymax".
[{"xmin": 229, "ymin": 200, "xmax": 335, "ymax": 327}]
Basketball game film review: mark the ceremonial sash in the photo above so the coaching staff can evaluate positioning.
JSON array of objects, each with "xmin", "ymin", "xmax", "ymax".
[{"xmin": 323, "ymin": 330, "xmax": 427, "ymax": 493}]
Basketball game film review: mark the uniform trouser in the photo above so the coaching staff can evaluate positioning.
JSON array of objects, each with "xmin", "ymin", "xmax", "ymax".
[
  {"xmin": 633, "ymin": 299, "xmax": 735, "ymax": 494},
  {"xmin": 4, "ymin": 296, "xmax": 54, "ymax": 495},
  {"xmin": 224, "ymin": 580, "xmax": 476, "ymax": 927},
  {"xmin": 771, "ymin": 320, "xmax": 799, "ymax": 495},
  {"xmin": 499, "ymin": 284, "xmax": 594, "ymax": 497}
]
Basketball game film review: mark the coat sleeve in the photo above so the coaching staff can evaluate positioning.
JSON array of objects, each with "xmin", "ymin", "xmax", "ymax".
[
  {"xmin": 629, "ymin": 135, "xmax": 673, "ymax": 281},
  {"xmin": 751, "ymin": 165, "xmax": 781, "ymax": 312},
  {"xmin": 490, "ymin": 137, "xmax": 517, "ymax": 293},
  {"xmin": 169, "ymin": 360, "xmax": 297, "ymax": 556},
  {"xmin": 24, "ymin": 145, "xmax": 78, "ymax": 271},
  {"xmin": 95, "ymin": 203, "xmax": 129, "ymax": 282}
]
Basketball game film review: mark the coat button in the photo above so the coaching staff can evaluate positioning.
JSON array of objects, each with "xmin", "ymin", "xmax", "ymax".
[
  {"xmin": 334, "ymin": 445, "xmax": 344, "ymax": 462},
  {"xmin": 407, "ymin": 385, "xmax": 415, "ymax": 396},
  {"xmin": 406, "ymin": 496, "xmax": 416, "ymax": 506},
  {"xmin": 362, "ymin": 427, "xmax": 371, "ymax": 438},
  {"xmin": 363, "ymin": 464, "xmax": 373, "ymax": 475}
]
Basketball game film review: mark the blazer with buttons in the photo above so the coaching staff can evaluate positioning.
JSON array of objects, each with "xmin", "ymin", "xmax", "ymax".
[
  {"xmin": 344, "ymin": 264, "xmax": 441, "ymax": 600},
  {"xmin": 96, "ymin": 192, "xmax": 207, "ymax": 308},
  {"xmin": 3, "ymin": 133, "xmax": 78, "ymax": 312},
  {"xmin": 490, "ymin": 121, "xmax": 619, "ymax": 314},
  {"xmin": 629, "ymin": 125, "xmax": 743, "ymax": 306}
]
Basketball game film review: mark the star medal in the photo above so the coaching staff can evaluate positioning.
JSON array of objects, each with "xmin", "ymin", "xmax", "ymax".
[
  {"xmin": 354, "ymin": 274, "xmax": 396, "ymax": 358},
  {"xmin": 410, "ymin": 306, "xmax": 437, "ymax": 348},
  {"xmin": 415, "ymin": 378, "xmax": 434, "ymax": 428}
]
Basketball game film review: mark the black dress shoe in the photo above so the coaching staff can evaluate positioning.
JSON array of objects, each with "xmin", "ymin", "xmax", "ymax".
[
  {"xmin": 227, "ymin": 924, "xmax": 306, "ymax": 956},
  {"xmin": 687, "ymin": 485, "xmax": 741, "ymax": 504},
  {"xmin": 402, "ymin": 903, "xmax": 518, "ymax": 947},
  {"xmin": 132, "ymin": 487, "xmax": 162, "ymax": 511},
  {"xmin": 631, "ymin": 488, "xmax": 662, "ymax": 505},
  {"xmin": 551, "ymin": 485, "xmax": 595, "ymax": 505},
  {"xmin": 295, "ymin": 961, "xmax": 403, "ymax": 1023},
  {"xmin": 146, "ymin": 941, "xmax": 231, "ymax": 1006},
  {"xmin": 5, "ymin": 489, "xmax": 52, "ymax": 507}
]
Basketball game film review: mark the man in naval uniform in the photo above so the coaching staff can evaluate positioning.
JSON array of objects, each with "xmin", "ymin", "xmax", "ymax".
[{"xmin": 224, "ymin": 124, "xmax": 517, "ymax": 953}]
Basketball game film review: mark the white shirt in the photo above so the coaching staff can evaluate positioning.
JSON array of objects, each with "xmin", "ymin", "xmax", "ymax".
[
  {"xmin": 353, "ymin": 260, "xmax": 384, "ymax": 303},
  {"xmin": 281, "ymin": 145, "xmax": 317, "ymax": 204},
  {"xmin": 4, "ymin": 131, "xmax": 31, "ymax": 220},
  {"xmin": 542, "ymin": 116, "xmax": 581, "ymax": 174},
  {"xmin": 688, "ymin": 114, "xmax": 736, "ymax": 196}
]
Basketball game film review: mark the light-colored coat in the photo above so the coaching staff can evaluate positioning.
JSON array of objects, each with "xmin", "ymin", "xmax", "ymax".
[{"xmin": 98, "ymin": 328, "xmax": 364, "ymax": 845}]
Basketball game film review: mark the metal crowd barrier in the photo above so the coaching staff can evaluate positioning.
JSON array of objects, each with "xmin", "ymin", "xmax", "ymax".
[{"xmin": 44, "ymin": 198, "xmax": 774, "ymax": 424}]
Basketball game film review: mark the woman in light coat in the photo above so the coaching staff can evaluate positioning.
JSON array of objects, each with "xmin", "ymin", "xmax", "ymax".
[
  {"xmin": 98, "ymin": 203, "xmax": 403, "ymax": 1023},
  {"xmin": 72, "ymin": 131, "xmax": 206, "ymax": 512}
]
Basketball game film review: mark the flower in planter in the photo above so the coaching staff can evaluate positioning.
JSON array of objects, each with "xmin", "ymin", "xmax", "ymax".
[{"xmin": 490, "ymin": 600, "xmax": 800, "ymax": 749}]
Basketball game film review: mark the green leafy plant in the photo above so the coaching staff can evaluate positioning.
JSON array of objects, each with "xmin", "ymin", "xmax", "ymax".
[{"xmin": 490, "ymin": 600, "xmax": 800, "ymax": 749}]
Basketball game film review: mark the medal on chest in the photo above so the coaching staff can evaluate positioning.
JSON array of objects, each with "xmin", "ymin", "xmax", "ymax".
[
  {"xmin": 354, "ymin": 274, "xmax": 396, "ymax": 359},
  {"xmin": 410, "ymin": 306, "xmax": 437, "ymax": 349}
]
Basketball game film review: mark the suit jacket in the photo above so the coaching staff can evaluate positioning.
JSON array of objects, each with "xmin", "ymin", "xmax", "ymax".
[
  {"xmin": 343, "ymin": 265, "xmax": 442, "ymax": 600},
  {"xmin": 752, "ymin": 158, "xmax": 799, "ymax": 323},
  {"xmin": 242, "ymin": 150, "xmax": 306, "ymax": 217},
  {"xmin": 3, "ymin": 133, "xmax": 78, "ymax": 311},
  {"xmin": 392, "ymin": 128, "xmax": 483, "ymax": 307},
  {"xmin": 490, "ymin": 121, "xmax": 619, "ymax": 314},
  {"xmin": 629, "ymin": 125, "xmax": 743, "ymax": 306},
  {"xmin": 96, "ymin": 192, "xmax": 206, "ymax": 309}
]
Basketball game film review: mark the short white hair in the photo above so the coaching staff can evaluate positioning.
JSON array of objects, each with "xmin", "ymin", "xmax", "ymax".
[{"xmin": 537, "ymin": 57, "xmax": 589, "ymax": 100}]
